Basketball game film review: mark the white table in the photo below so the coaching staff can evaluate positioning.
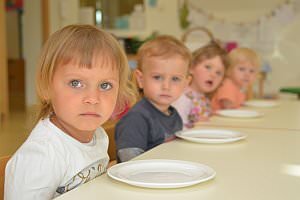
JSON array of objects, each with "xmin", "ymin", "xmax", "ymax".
[
  {"xmin": 197, "ymin": 100, "xmax": 300, "ymax": 131},
  {"xmin": 57, "ymin": 127, "xmax": 300, "ymax": 200}
]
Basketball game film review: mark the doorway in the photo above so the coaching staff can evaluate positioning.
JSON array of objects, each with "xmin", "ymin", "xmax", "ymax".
[
  {"xmin": 6, "ymin": 1, "xmax": 25, "ymax": 111},
  {"xmin": 0, "ymin": 0, "xmax": 9, "ymax": 120}
]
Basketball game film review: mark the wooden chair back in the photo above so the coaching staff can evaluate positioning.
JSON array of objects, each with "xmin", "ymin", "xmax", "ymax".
[
  {"xmin": 103, "ymin": 120, "xmax": 118, "ymax": 161},
  {"xmin": 0, "ymin": 156, "xmax": 10, "ymax": 200}
]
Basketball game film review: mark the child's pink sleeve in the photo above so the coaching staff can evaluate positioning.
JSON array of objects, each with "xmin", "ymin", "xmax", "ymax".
[{"xmin": 172, "ymin": 94, "xmax": 192, "ymax": 125}]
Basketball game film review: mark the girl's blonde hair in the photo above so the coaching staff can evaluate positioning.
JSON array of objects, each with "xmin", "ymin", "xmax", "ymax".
[
  {"xmin": 137, "ymin": 35, "xmax": 192, "ymax": 72},
  {"xmin": 36, "ymin": 24, "xmax": 136, "ymax": 120},
  {"xmin": 227, "ymin": 47, "xmax": 261, "ymax": 75},
  {"xmin": 191, "ymin": 41, "xmax": 228, "ymax": 70}
]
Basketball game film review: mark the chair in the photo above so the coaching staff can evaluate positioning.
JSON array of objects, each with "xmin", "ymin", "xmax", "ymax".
[
  {"xmin": 0, "ymin": 155, "xmax": 10, "ymax": 200},
  {"xmin": 102, "ymin": 120, "xmax": 118, "ymax": 162},
  {"xmin": 280, "ymin": 87, "xmax": 300, "ymax": 100}
]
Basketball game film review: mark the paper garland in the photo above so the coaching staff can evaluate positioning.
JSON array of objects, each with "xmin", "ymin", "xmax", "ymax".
[{"xmin": 180, "ymin": 0, "xmax": 298, "ymax": 56}]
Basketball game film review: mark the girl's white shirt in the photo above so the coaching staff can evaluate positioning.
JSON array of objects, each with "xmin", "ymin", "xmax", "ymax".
[{"xmin": 5, "ymin": 117, "xmax": 109, "ymax": 200}]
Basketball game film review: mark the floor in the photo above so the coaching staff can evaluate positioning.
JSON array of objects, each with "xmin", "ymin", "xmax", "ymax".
[{"xmin": 0, "ymin": 107, "xmax": 36, "ymax": 157}]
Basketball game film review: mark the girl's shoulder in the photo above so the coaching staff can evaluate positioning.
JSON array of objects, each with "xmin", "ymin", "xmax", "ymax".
[
  {"xmin": 218, "ymin": 78, "xmax": 239, "ymax": 92},
  {"xmin": 174, "ymin": 91, "xmax": 192, "ymax": 104}
]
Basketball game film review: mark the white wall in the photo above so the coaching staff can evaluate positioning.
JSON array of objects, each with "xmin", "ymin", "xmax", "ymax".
[
  {"xmin": 23, "ymin": 0, "xmax": 79, "ymax": 107},
  {"xmin": 143, "ymin": 0, "xmax": 300, "ymax": 96},
  {"xmin": 49, "ymin": 0, "xmax": 79, "ymax": 34},
  {"xmin": 266, "ymin": 15, "xmax": 300, "ymax": 94},
  {"xmin": 22, "ymin": 0, "xmax": 300, "ymax": 106},
  {"xmin": 23, "ymin": 0, "xmax": 42, "ymax": 106},
  {"xmin": 145, "ymin": 0, "xmax": 181, "ymax": 37},
  {"xmin": 6, "ymin": 11, "xmax": 20, "ymax": 59}
]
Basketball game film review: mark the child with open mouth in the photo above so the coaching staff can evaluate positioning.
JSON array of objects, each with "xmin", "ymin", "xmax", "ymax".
[{"xmin": 173, "ymin": 41, "xmax": 228, "ymax": 128}]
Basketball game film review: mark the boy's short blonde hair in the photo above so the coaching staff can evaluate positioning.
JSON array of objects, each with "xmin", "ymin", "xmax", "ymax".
[
  {"xmin": 191, "ymin": 41, "xmax": 228, "ymax": 70},
  {"xmin": 227, "ymin": 47, "xmax": 261, "ymax": 74},
  {"xmin": 36, "ymin": 24, "xmax": 136, "ymax": 120},
  {"xmin": 137, "ymin": 35, "xmax": 192, "ymax": 72}
]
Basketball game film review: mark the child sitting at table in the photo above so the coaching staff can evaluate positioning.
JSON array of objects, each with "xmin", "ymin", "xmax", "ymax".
[
  {"xmin": 173, "ymin": 41, "xmax": 228, "ymax": 128},
  {"xmin": 5, "ymin": 25, "xmax": 135, "ymax": 199},
  {"xmin": 211, "ymin": 47, "xmax": 261, "ymax": 111},
  {"xmin": 115, "ymin": 35, "xmax": 191, "ymax": 162}
]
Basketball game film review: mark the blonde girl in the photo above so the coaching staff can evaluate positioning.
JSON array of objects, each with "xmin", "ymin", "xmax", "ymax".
[
  {"xmin": 211, "ymin": 47, "xmax": 260, "ymax": 110},
  {"xmin": 5, "ymin": 24, "xmax": 135, "ymax": 200}
]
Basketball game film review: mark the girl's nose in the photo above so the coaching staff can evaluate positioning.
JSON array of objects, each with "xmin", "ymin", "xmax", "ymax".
[
  {"xmin": 211, "ymin": 71, "xmax": 217, "ymax": 78},
  {"xmin": 245, "ymin": 70, "xmax": 252, "ymax": 77},
  {"xmin": 83, "ymin": 89, "xmax": 100, "ymax": 104}
]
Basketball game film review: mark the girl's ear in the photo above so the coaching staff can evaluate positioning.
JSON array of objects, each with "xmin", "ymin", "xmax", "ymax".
[
  {"xmin": 39, "ymin": 86, "xmax": 50, "ymax": 102},
  {"xmin": 188, "ymin": 67, "xmax": 194, "ymax": 76},
  {"xmin": 134, "ymin": 69, "xmax": 144, "ymax": 89}
]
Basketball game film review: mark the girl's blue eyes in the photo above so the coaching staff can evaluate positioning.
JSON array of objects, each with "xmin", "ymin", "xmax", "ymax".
[
  {"xmin": 239, "ymin": 67, "xmax": 246, "ymax": 71},
  {"xmin": 216, "ymin": 71, "xmax": 223, "ymax": 76},
  {"xmin": 204, "ymin": 65, "xmax": 224, "ymax": 76},
  {"xmin": 152, "ymin": 76, "xmax": 181, "ymax": 82},
  {"xmin": 238, "ymin": 67, "xmax": 256, "ymax": 73},
  {"xmin": 70, "ymin": 80, "xmax": 82, "ymax": 88},
  {"xmin": 69, "ymin": 80, "xmax": 113, "ymax": 90},
  {"xmin": 100, "ymin": 82, "xmax": 112, "ymax": 90}
]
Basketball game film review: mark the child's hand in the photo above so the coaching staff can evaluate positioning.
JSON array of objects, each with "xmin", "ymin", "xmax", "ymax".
[
  {"xmin": 197, "ymin": 116, "xmax": 210, "ymax": 122},
  {"xmin": 185, "ymin": 116, "xmax": 210, "ymax": 128},
  {"xmin": 220, "ymin": 99, "xmax": 235, "ymax": 109}
]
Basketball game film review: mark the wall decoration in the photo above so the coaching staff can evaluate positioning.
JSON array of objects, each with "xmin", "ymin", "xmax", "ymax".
[
  {"xmin": 147, "ymin": 0, "xmax": 157, "ymax": 7},
  {"xmin": 179, "ymin": 0, "xmax": 298, "ymax": 56},
  {"xmin": 179, "ymin": 0, "xmax": 190, "ymax": 29}
]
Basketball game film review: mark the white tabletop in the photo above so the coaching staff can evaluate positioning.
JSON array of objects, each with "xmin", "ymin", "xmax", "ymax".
[
  {"xmin": 197, "ymin": 100, "xmax": 300, "ymax": 131},
  {"xmin": 57, "ymin": 127, "xmax": 300, "ymax": 200}
]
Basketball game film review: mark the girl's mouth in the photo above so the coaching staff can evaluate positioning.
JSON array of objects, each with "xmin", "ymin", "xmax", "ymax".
[
  {"xmin": 80, "ymin": 113, "xmax": 101, "ymax": 117},
  {"xmin": 205, "ymin": 80, "xmax": 213, "ymax": 87}
]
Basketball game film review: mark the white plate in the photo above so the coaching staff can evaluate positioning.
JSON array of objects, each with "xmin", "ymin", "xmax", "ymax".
[
  {"xmin": 176, "ymin": 129, "xmax": 247, "ymax": 143},
  {"xmin": 244, "ymin": 100, "xmax": 279, "ymax": 108},
  {"xmin": 107, "ymin": 159, "xmax": 216, "ymax": 188},
  {"xmin": 216, "ymin": 109, "xmax": 263, "ymax": 118}
]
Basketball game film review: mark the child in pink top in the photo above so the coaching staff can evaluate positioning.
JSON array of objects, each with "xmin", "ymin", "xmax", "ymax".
[
  {"xmin": 211, "ymin": 47, "xmax": 261, "ymax": 111},
  {"xmin": 173, "ymin": 41, "xmax": 228, "ymax": 128}
]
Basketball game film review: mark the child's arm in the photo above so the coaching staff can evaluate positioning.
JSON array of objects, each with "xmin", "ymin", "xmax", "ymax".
[
  {"xmin": 117, "ymin": 148, "xmax": 145, "ymax": 162},
  {"xmin": 5, "ymin": 141, "xmax": 61, "ymax": 200},
  {"xmin": 219, "ymin": 99, "xmax": 235, "ymax": 109},
  {"xmin": 212, "ymin": 79, "xmax": 240, "ymax": 110},
  {"xmin": 115, "ymin": 113, "xmax": 149, "ymax": 162}
]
